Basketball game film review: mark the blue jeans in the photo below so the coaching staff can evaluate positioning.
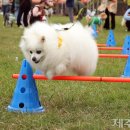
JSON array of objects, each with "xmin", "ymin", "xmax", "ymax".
[
  {"xmin": 14, "ymin": 4, "xmax": 19, "ymax": 19},
  {"xmin": 2, "ymin": 4, "xmax": 10, "ymax": 17}
]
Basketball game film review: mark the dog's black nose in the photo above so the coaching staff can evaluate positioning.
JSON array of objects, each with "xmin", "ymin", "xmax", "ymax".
[{"xmin": 32, "ymin": 57, "xmax": 36, "ymax": 62}]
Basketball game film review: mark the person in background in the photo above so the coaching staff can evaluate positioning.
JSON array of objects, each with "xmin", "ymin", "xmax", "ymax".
[
  {"xmin": 86, "ymin": 12, "xmax": 107, "ymax": 32},
  {"xmin": 0, "ymin": 0, "xmax": 2, "ymax": 9},
  {"xmin": 44, "ymin": 0, "xmax": 54, "ymax": 17},
  {"xmin": 122, "ymin": 8, "xmax": 130, "ymax": 31},
  {"xmin": 2, "ymin": 0, "xmax": 14, "ymax": 26},
  {"xmin": 123, "ymin": 0, "xmax": 130, "ymax": 9},
  {"xmin": 53, "ymin": 0, "xmax": 66, "ymax": 15},
  {"xmin": 2, "ymin": 0, "xmax": 11, "ymax": 18},
  {"xmin": 66, "ymin": 0, "xmax": 74, "ymax": 23},
  {"xmin": 75, "ymin": 0, "xmax": 88, "ymax": 21},
  {"xmin": 14, "ymin": 0, "xmax": 20, "ymax": 19},
  {"xmin": 97, "ymin": 0, "xmax": 107, "ymax": 13},
  {"xmin": 17, "ymin": 0, "xmax": 31, "ymax": 27},
  {"xmin": 103, "ymin": 0, "xmax": 117, "ymax": 30},
  {"xmin": 29, "ymin": 0, "xmax": 46, "ymax": 24},
  {"xmin": 29, "ymin": 0, "xmax": 53, "ymax": 24}
]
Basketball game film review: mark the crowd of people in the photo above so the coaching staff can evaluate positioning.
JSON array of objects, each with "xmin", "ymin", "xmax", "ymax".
[
  {"xmin": 65, "ymin": 0, "xmax": 130, "ymax": 32},
  {"xmin": 0, "ymin": 0, "xmax": 130, "ymax": 32},
  {"xmin": 0, "ymin": 0, "xmax": 54, "ymax": 27}
]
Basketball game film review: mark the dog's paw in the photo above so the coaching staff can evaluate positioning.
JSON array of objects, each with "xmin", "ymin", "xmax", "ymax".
[{"xmin": 46, "ymin": 70, "xmax": 54, "ymax": 79}]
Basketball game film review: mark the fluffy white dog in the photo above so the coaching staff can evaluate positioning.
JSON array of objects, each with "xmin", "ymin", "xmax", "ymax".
[{"xmin": 20, "ymin": 22, "xmax": 98, "ymax": 79}]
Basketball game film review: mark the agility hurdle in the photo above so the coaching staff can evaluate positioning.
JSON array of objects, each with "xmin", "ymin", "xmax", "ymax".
[
  {"xmin": 97, "ymin": 44, "xmax": 106, "ymax": 47},
  {"xmin": 8, "ymin": 52, "xmax": 130, "ymax": 113},
  {"xmin": 12, "ymin": 54, "xmax": 130, "ymax": 82},
  {"xmin": 98, "ymin": 46, "xmax": 130, "ymax": 55},
  {"xmin": 8, "ymin": 31, "xmax": 130, "ymax": 113},
  {"xmin": 12, "ymin": 74, "xmax": 130, "ymax": 82},
  {"xmin": 99, "ymin": 54, "xmax": 129, "ymax": 58},
  {"xmin": 97, "ymin": 30, "xmax": 116, "ymax": 47},
  {"xmin": 97, "ymin": 35, "xmax": 130, "ymax": 53},
  {"xmin": 8, "ymin": 54, "xmax": 130, "ymax": 113},
  {"xmin": 98, "ymin": 47, "xmax": 123, "ymax": 51},
  {"xmin": 11, "ymin": 53, "xmax": 130, "ymax": 83}
]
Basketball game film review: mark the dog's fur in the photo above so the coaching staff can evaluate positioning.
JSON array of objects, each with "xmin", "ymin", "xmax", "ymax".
[{"xmin": 20, "ymin": 22, "xmax": 98, "ymax": 79}]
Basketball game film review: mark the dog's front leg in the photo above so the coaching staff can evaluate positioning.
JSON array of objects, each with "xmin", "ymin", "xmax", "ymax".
[{"xmin": 45, "ymin": 70, "xmax": 55, "ymax": 80}]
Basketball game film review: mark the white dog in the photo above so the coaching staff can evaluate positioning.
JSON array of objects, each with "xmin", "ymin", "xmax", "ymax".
[{"xmin": 20, "ymin": 22, "xmax": 98, "ymax": 79}]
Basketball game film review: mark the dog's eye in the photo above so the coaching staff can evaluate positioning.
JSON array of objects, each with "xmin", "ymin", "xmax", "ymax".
[
  {"xmin": 36, "ymin": 50, "xmax": 41, "ymax": 54},
  {"xmin": 30, "ymin": 51, "xmax": 33, "ymax": 54}
]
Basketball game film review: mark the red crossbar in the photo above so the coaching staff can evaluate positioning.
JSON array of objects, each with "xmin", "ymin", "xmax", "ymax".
[
  {"xmin": 98, "ymin": 47, "xmax": 122, "ymax": 50},
  {"xmin": 97, "ymin": 44, "xmax": 106, "ymax": 47},
  {"xmin": 12, "ymin": 74, "xmax": 130, "ymax": 82},
  {"xmin": 99, "ymin": 54, "xmax": 128, "ymax": 58}
]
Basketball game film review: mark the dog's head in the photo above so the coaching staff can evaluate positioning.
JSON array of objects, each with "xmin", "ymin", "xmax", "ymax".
[
  {"xmin": 20, "ymin": 24, "xmax": 47, "ymax": 66},
  {"xmin": 19, "ymin": 22, "xmax": 57, "ymax": 67},
  {"xmin": 20, "ymin": 34, "xmax": 46, "ymax": 65}
]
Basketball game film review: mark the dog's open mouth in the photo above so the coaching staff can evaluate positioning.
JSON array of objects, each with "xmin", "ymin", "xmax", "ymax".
[
  {"xmin": 32, "ymin": 55, "xmax": 45, "ymax": 64},
  {"xmin": 34, "ymin": 60, "xmax": 40, "ymax": 64}
]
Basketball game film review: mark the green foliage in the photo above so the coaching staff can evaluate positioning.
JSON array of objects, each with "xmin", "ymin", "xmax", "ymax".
[{"xmin": 0, "ymin": 15, "xmax": 130, "ymax": 130}]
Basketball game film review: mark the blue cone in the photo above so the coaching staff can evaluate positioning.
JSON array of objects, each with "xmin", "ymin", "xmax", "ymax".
[
  {"xmin": 8, "ymin": 59, "xmax": 44, "ymax": 113},
  {"xmin": 122, "ymin": 36, "xmax": 130, "ymax": 55},
  {"xmin": 122, "ymin": 55, "xmax": 130, "ymax": 77},
  {"xmin": 106, "ymin": 30, "xmax": 116, "ymax": 47},
  {"xmin": 92, "ymin": 24, "xmax": 98, "ymax": 38},
  {"xmin": 35, "ymin": 70, "xmax": 43, "ymax": 75}
]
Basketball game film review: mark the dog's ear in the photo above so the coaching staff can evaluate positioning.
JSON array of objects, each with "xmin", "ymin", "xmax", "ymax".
[
  {"xmin": 21, "ymin": 36, "xmax": 27, "ymax": 42},
  {"xmin": 41, "ymin": 36, "xmax": 45, "ymax": 43},
  {"xmin": 19, "ymin": 36, "xmax": 27, "ymax": 50}
]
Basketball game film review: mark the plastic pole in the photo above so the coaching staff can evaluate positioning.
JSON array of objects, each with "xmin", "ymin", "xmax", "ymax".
[
  {"xmin": 99, "ymin": 54, "xmax": 128, "ymax": 58},
  {"xmin": 98, "ymin": 47, "xmax": 122, "ymax": 50},
  {"xmin": 12, "ymin": 74, "xmax": 130, "ymax": 82}
]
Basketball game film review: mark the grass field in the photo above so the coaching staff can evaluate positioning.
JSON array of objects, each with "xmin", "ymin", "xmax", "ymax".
[{"xmin": 1, "ymin": 15, "xmax": 130, "ymax": 130}]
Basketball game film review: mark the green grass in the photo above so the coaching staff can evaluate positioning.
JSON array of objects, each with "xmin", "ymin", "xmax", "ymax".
[{"xmin": 1, "ymin": 15, "xmax": 130, "ymax": 130}]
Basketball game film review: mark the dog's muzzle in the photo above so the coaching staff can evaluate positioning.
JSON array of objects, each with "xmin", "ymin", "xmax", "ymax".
[
  {"xmin": 32, "ymin": 56, "xmax": 45, "ymax": 64},
  {"xmin": 32, "ymin": 57, "xmax": 40, "ymax": 64}
]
